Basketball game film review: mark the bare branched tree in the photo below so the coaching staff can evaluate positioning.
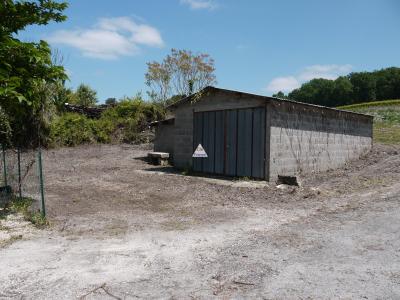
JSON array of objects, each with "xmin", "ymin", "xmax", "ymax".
[{"xmin": 145, "ymin": 49, "xmax": 217, "ymax": 103}]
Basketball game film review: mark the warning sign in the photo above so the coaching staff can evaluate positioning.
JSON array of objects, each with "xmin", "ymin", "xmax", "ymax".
[{"xmin": 192, "ymin": 144, "xmax": 208, "ymax": 158}]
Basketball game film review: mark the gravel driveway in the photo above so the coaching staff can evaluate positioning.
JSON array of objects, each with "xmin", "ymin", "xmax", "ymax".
[{"xmin": 0, "ymin": 143, "xmax": 399, "ymax": 299}]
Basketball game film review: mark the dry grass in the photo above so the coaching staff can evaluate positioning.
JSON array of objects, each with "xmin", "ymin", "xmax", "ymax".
[{"xmin": 338, "ymin": 100, "xmax": 400, "ymax": 145}]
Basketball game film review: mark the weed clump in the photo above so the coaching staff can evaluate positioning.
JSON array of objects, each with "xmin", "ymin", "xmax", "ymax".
[{"xmin": 10, "ymin": 197, "xmax": 48, "ymax": 228}]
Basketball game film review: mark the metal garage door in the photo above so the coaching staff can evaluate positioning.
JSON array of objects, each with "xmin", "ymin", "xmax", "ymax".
[{"xmin": 193, "ymin": 107, "xmax": 265, "ymax": 178}]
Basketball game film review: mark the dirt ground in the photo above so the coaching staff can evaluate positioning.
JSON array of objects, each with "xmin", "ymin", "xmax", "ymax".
[{"xmin": 0, "ymin": 143, "xmax": 400, "ymax": 299}]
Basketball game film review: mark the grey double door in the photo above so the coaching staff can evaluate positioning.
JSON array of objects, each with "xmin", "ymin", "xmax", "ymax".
[{"xmin": 193, "ymin": 107, "xmax": 266, "ymax": 179}]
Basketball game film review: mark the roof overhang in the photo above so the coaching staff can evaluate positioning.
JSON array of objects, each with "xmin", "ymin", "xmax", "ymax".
[{"xmin": 166, "ymin": 86, "xmax": 373, "ymax": 119}]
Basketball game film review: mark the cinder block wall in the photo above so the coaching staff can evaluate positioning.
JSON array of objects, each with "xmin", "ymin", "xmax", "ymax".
[
  {"xmin": 173, "ymin": 105, "xmax": 194, "ymax": 169},
  {"xmin": 268, "ymin": 101, "xmax": 373, "ymax": 180},
  {"xmin": 154, "ymin": 123, "xmax": 175, "ymax": 156}
]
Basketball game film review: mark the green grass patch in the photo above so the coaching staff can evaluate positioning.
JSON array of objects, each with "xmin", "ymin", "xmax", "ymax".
[
  {"xmin": 9, "ymin": 197, "xmax": 48, "ymax": 228},
  {"xmin": 373, "ymin": 123, "xmax": 400, "ymax": 145},
  {"xmin": 337, "ymin": 99, "xmax": 400, "ymax": 110},
  {"xmin": 337, "ymin": 100, "xmax": 400, "ymax": 145}
]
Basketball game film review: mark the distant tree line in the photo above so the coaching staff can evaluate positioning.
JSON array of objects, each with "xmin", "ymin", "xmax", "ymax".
[{"xmin": 273, "ymin": 67, "xmax": 400, "ymax": 107}]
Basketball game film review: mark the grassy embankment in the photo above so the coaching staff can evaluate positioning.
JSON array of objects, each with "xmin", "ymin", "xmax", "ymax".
[{"xmin": 338, "ymin": 99, "xmax": 400, "ymax": 145}]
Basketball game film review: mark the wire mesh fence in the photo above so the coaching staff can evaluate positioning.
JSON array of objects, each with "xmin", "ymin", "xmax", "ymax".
[{"xmin": 0, "ymin": 145, "xmax": 45, "ymax": 216}]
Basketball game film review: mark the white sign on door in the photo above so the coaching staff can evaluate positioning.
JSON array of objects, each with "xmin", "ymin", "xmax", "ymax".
[{"xmin": 192, "ymin": 144, "xmax": 208, "ymax": 158}]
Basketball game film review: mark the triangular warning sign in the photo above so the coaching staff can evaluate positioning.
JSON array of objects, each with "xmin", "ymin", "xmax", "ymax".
[{"xmin": 192, "ymin": 144, "xmax": 208, "ymax": 158}]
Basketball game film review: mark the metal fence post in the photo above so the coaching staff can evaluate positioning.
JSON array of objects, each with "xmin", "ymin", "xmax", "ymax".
[
  {"xmin": 2, "ymin": 144, "xmax": 7, "ymax": 187},
  {"xmin": 17, "ymin": 148, "xmax": 22, "ymax": 199},
  {"xmin": 38, "ymin": 147, "xmax": 46, "ymax": 217}
]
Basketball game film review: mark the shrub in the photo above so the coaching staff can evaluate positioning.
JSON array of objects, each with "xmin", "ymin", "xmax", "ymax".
[
  {"xmin": 98, "ymin": 97, "xmax": 165, "ymax": 144},
  {"xmin": 49, "ymin": 97, "xmax": 166, "ymax": 147},
  {"xmin": 50, "ymin": 113, "xmax": 99, "ymax": 146}
]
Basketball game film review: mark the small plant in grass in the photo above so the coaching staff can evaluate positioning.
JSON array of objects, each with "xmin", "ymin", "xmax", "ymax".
[
  {"xmin": 26, "ymin": 212, "xmax": 48, "ymax": 228},
  {"xmin": 10, "ymin": 197, "xmax": 33, "ymax": 213},
  {"xmin": 10, "ymin": 197, "xmax": 48, "ymax": 228}
]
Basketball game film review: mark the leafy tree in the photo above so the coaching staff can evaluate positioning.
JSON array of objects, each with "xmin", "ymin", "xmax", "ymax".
[
  {"xmin": 331, "ymin": 76, "xmax": 353, "ymax": 106},
  {"xmin": 374, "ymin": 67, "xmax": 400, "ymax": 101},
  {"xmin": 288, "ymin": 67, "xmax": 400, "ymax": 107},
  {"xmin": 0, "ymin": 107, "xmax": 11, "ymax": 146},
  {"xmin": 105, "ymin": 98, "xmax": 117, "ymax": 105},
  {"xmin": 0, "ymin": 0, "xmax": 68, "ymax": 147},
  {"xmin": 272, "ymin": 91, "xmax": 288, "ymax": 99},
  {"xmin": 289, "ymin": 78, "xmax": 335, "ymax": 106},
  {"xmin": 145, "ymin": 49, "xmax": 217, "ymax": 103},
  {"xmin": 349, "ymin": 72, "xmax": 376, "ymax": 103},
  {"xmin": 70, "ymin": 84, "xmax": 98, "ymax": 107}
]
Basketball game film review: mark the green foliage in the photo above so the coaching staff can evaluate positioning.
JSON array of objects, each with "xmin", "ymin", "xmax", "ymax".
[
  {"xmin": 50, "ymin": 96, "xmax": 166, "ymax": 147},
  {"xmin": 10, "ymin": 196, "xmax": 48, "ymax": 228},
  {"xmin": 51, "ymin": 82, "xmax": 75, "ymax": 113},
  {"xmin": 105, "ymin": 97, "xmax": 117, "ymax": 105},
  {"xmin": 286, "ymin": 67, "xmax": 400, "ymax": 107},
  {"xmin": 289, "ymin": 77, "xmax": 352, "ymax": 107},
  {"xmin": 10, "ymin": 197, "xmax": 33, "ymax": 213},
  {"xmin": 272, "ymin": 91, "xmax": 288, "ymax": 99},
  {"xmin": 26, "ymin": 211, "xmax": 48, "ymax": 227},
  {"xmin": 99, "ymin": 96, "xmax": 165, "ymax": 143},
  {"xmin": 338, "ymin": 100, "xmax": 400, "ymax": 145},
  {"xmin": 50, "ymin": 113, "xmax": 105, "ymax": 146},
  {"xmin": 0, "ymin": 0, "xmax": 68, "ymax": 147},
  {"xmin": 0, "ymin": 107, "xmax": 12, "ymax": 145},
  {"xmin": 68, "ymin": 83, "xmax": 98, "ymax": 107},
  {"xmin": 0, "ymin": 0, "xmax": 68, "ymax": 34}
]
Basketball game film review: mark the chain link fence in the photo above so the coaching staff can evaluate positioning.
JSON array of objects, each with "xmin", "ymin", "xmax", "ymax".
[{"xmin": 0, "ymin": 145, "xmax": 45, "ymax": 216}]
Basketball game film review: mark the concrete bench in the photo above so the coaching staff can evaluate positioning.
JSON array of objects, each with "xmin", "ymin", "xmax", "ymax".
[{"xmin": 148, "ymin": 152, "xmax": 170, "ymax": 166}]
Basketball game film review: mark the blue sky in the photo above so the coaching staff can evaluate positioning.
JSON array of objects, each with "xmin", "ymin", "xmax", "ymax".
[{"xmin": 19, "ymin": 0, "xmax": 400, "ymax": 102}]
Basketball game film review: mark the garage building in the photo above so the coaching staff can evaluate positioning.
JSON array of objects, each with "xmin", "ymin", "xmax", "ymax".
[{"xmin": 152, "ymin": 86, "xmax": 373, "ymax": 181}]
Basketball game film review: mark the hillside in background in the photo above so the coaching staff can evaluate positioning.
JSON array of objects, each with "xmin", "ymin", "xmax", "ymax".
[
  {"xmin": 275, "ymin": 67, "xmax": 400, "ymax": 107},
  {"xmin": 338, "ymin": 100, "xmax": 400, "ymax": 145}
]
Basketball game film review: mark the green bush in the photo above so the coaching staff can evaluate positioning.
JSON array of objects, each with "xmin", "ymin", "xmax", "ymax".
[
  {"xmin": 97, "ymin": 97, "xmax": 165, "ymax": 144},
  {"xmin": 49, "ymin": 97, "xmax": 166, "ymax": 147},
  {"xmin": 50, "ymin": 113, "xmax": 99, "ymax": 146}
]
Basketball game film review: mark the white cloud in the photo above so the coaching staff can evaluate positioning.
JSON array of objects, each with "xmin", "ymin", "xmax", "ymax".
[
  {"xmin": 48, "ymin": 17, "xmax": 164, "ymax": 60},
  {"xmin": 298, "ymin": 64, "xmax": 353, "ymax": 81},
  {"xmin": 266, "ymin": 76, "xmax": 300, "ymax": 93},
  {"xmin": 180, "ymin": 0, "xmax": 217, "ymax": 10},
  {"xmin": 266, "ymin": 64, "xmax": 353, "ymax": 93}
]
